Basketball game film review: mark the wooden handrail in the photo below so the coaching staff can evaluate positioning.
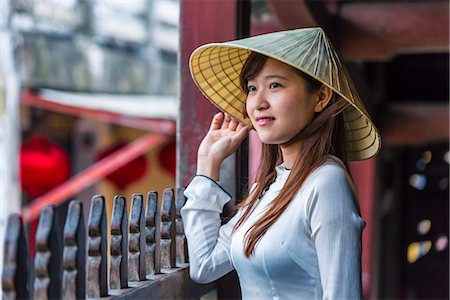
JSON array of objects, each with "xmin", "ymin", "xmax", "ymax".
[{"xmin": 3, "ymin": 187, "xmax": 218, "ymax": 299}]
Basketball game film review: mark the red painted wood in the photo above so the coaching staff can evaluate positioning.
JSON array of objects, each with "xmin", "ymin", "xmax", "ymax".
[
  {"xmin": 23, "ymin": 133, "xmax": 169, "ymax": 223},
  {"xmin": 340, "ymin": 2, "xmax": 449, "ymax": 60},
  {"xmin": 350, "ymin": 158, "xmax": 376, "ymax": 297},
  {"xmin": 178, "ymin": 0, "xmax": 238, "ymax": 187},
  {"xmin": 264, "ymin": 1, "xmax": 449, "ymax": 60},
  {"xmin": 21, "ymin": 90, "xmax": 176, "ymax": 135},
  {"xmin": 381, "ymin": 104, "xmax": 449, "ymax": 146}
]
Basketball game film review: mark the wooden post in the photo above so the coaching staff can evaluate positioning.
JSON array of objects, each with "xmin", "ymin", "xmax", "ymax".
[
  {"xmin": 2, "ymin": 214, "xmax": 29, "ymax": 300},
  {"xmin": 178, "ymin": 0, "xmax": 239, "ymax": 189},
  {"xmin": 128, "ymin": 193, "xmax": 146, "ymax": 281},
  {"xmin": 87, "ymin": 195, "xmax": 108, "ymax": 298},
  {"xmin": 160, "ymin": 188, "xmax": 176, "ymax": 270},
  {"xmin": 110, "ymin": 195, "xmax": 128, "ymax": 289},
  {"xmin": 175, "ymin": 187, "xmax": 187, "ymax": 266},
  {"xmin": 145, "ymin": 191, "xmax": 161, "ymax": 276},
  {"xmin": 34, "ymin": 205, "xmax": 61, "ymax": 299},
  {"xmin": 62, "ymin": 200, "xmax": 86, "ymax": 300}
]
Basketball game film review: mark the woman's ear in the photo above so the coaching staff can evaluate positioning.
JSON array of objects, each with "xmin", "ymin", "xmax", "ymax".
[{"xmin": 314, "ymin": 85, "xmax": 333, "ymax": 113}]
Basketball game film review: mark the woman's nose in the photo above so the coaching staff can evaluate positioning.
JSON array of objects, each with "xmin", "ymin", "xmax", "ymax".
[{"xmin": 249, "ymin": 91, "xmax": 269, "ymax": 110}]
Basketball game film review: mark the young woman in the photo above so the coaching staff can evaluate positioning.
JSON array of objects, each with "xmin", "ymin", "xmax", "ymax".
[{"xmin": 181, "ymin": 27, "xmax": 380, "ymax": 299}]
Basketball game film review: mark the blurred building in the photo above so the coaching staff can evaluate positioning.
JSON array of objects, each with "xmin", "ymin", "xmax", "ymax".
[{"xmin": 0, "ymin": 0, "xmax": 179, "ymax": 283}]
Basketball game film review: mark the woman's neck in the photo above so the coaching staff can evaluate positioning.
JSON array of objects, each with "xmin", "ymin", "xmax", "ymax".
[{"xmin": 279, "ymin": 140, "xmax": 302, "ymax": 169}]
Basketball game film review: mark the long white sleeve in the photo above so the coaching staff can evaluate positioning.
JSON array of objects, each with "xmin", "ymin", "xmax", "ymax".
[
  {"xmin": 181, "ymin": 175, "xmax": 241, "ymax": 284},
  {"xmin": 307, "ymin": 164, "xmax": 366, "ymax": 300}
]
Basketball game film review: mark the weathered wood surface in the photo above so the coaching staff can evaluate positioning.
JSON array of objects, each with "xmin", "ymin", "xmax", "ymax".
[
  {"xmin": 62, "ymin": 200, "xmax": 86, "ymax": 300},
  {"xmin": 128, "ymin": 193, "xmax": 146, "ymax": 281},
  {"xmin": 175, "ymin": 187, "xmax": 187, "ymax": 266},
  {"xmin": 34, "ymin": 205, "xmax": 61, "ymax": 300},
  {"xmin": 108, "ymin": 267, "xmax": 217, "ymax": 299},
  {"xmin": 145, "ymin": 191, "xmax": 161, "ymax": 276},
  {"xmin": 2, "ymin": 214, "xmax": 29, "ymax": 300},
  {"xmin": 0, "ymin": 185, "xmax": 219, "ymax": 299},
  {"xmin": 160, "ymin": 188, "xmax": 176, "ymax": 270},
  {"xmin": 110, "ymin": 195, "xmax": 128, "ymax": 289},
  {"xmin": 87, "ymin": 195, "xmax": 108, "ymax": 298}
]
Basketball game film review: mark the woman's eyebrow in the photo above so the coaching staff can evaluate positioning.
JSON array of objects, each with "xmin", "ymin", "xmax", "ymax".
[
  {"xmin": 247, "ymin": 74, "xmax": 289, "ymax": 83},
  {"xmin": 263, "ymin": 74, "xmax": 289, "ymax": 81}
]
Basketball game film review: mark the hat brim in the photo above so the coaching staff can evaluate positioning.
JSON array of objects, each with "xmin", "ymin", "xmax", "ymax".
[{"xmin": 189, "ymin": 34, "xmax": 380, "ymax": 160}]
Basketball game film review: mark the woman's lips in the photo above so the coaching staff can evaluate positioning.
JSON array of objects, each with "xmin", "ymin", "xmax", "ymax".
[{"xmin": 255, "ymin": 116, "xmax": 275, "ymax": 127}]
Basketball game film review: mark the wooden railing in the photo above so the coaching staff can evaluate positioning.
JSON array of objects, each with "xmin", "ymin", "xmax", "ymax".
[{"xmin": 2, "ymin": 188, "xmax": 217, "ymax": 299}]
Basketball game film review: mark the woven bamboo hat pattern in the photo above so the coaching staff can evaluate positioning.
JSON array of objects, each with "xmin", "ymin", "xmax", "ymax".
[{"xmin": 189, "ymin": 27, "xmax": 381, "ymax": 160}]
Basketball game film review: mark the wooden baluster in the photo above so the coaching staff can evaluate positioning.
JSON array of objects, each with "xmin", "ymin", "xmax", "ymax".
[
  {"xmin": 34, "ymin": 205, "xmax": 61, "ymax": 299},
  {"xmin": 62, "ymin": 200, "xmax": 86, "ymax": 300},
  {"xmin": 128, "ymin": 193, "xmax": 146, "ymax": 281},
  {"xmin": 2, "ymin": 214, "xmax": 29, "ymax": 300},
  {"xmin": 145, "ymin": 191, "xmax": 161, "ymax": 276},
  {"xmin": 110, "ymin": 195, "xmax": 128, "ymax": 289},
  {"xmin": 160, "ymin": 188, "xmax": 176, "ymax": 270},
  {"xmin": 175, "ymin": 187, "xmax": 188, "ymax": 266},
  {"xmin": 87, "ymin": 195, "xmax": 108, "ymax": 298}
]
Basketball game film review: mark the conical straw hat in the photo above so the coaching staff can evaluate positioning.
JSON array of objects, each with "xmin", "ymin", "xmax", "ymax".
[{"xmin": 189, "ymin": 27, "xmax": 381, "ymax": 161}]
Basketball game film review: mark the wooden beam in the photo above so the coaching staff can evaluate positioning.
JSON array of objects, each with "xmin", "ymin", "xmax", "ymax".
[
  {"xmin": 381, "ymin": 104, "xmax": 449, "ymax": 146},
  {"xmin": 267, "ymin": 1, "xmax": 449, "ymax": 61},
  {"xmin": 21, "ymin": 90, "xmax": 176, "ymax": 135},
  {"xmin": 340, "ymin": 2, "xmax": 449, "ymax": 60},
  {"xmin": 267, "ymin": 0, "xmax": 317, "ymax": 30}
]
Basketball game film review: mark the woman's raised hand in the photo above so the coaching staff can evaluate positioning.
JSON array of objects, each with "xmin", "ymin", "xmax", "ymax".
[{"xmin": 197, "ymin": 112, "xmax": 250, "ymax": 180}]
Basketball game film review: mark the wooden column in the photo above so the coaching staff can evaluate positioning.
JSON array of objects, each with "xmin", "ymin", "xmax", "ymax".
[
  {"xmin": 160, "ymin": 188, "xmax": 176, "ymax": 270},
  {"xmin": 62, "ymin": 200, "xmax": 86, "ymax": 300},
  {"xmin": 87, "ymin": 195, "xmax": 108, "ymax": 298},
  {"xmin": 34, "ymin": 205, "xmax": 61, "ymax": 300},
  {"xmin": 110, "ymin": 195, "xmax": 128, "ymax": 289},
  {"xmin": 178, "ymin": 0, "xmax": 239, "ymax": 188},
  {"xmin": 175, "ymin": 187, "xmax": 187, "ymax": 266},
  {"xmin": 145, "ymin": 191, "xmax": 161, "ymax": 276},
  {"xmin": 179, "ymin": 2, "xmax": 247, "ymax": 299},
  {"xmin": 350, "ymin": 159, "xmax": 377, "ymax": 296},
  {"xmin": 128, "ymin": 193, "xmax": 146, "ymax": 282},
  {"xmin": 2, "ymin": 214, "xmax": 29, "ymax": 300}
]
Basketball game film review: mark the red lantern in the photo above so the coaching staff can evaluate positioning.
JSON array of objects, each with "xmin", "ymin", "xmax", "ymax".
[
  {"xmin": 158, "ymin": 139, "xmax": 176, "ymax": 177},
  {"xmin": 20, "ymin": 136, "xmax": 71, "ymax": 198},
  {"xmin": 96, "ymin": 142, "xmax": 149, "ymax": 190}
]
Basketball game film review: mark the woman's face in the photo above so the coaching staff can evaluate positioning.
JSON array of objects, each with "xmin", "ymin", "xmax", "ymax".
[{"xmin": 245, "ymin": 58, "xmax": 318, "ymax": 145}]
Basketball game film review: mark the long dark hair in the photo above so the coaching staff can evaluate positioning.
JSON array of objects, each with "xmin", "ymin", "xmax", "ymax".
[{"xmin": 234, "ymin": 52, "xmax": 350, "ymax": 257}]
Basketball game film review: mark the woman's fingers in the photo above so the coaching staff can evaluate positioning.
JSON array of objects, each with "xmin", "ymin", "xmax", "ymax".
[
  {"xmin": 229, "ymin": 118, "xmax": 239, "ymax": 131},
  {"xmin": 211, "ymin": 112, "xmax": 248, "ymax": 136},
  {"xmin": 236, "ymin": 122, "xmax": 247, "ymax": 132},
  {"xmin": 210, "ymin": 112, "xmax": 223, "ymax": 130},
  {"xmin": 221, "ymin": 113, "xmax": 232, "ymax": 129},
  {"xmin": 234, "ymin": 125, "xmax": 250, "ymax": 142}
]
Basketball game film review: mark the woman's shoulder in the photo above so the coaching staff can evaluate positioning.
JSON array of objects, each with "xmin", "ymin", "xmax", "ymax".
[
  {"xmin": 303, "ymin": 157, "xmax": 360, "ymax": 218},
  {"xmin": 308, "ymin": 156, "xmax": 350, "ymax": 187}
]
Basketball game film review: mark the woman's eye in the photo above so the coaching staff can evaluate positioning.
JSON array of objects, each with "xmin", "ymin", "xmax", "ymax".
[
  {"xmin": 270, "ymin": 82, "xmax": 280, "ymax": 89},
  {"xmin": 248, "ymin": 85, "xmax": 257, "ymax": 92}
]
